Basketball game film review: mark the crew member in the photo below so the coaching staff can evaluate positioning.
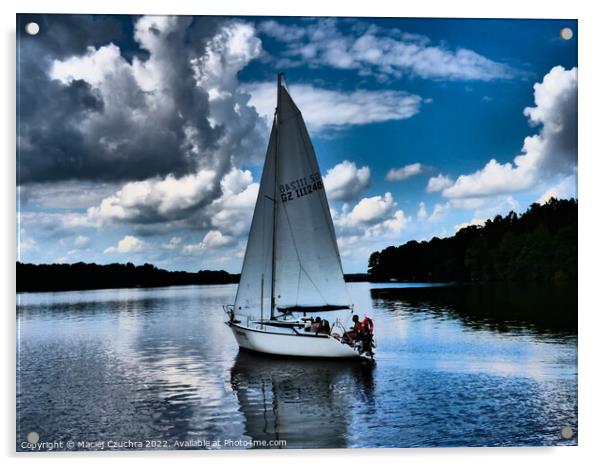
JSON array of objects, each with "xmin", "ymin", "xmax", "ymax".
[
  {"xmin": 310, "ymin": 317, "xmax": 322, "ymax": 332},
  {"xmin": 344, "ymin": 314, "xmax": 361, "ymax": 343},
  {"xmin": 361, "ymin": 315, "xmax": 374, "ymax": 335}
]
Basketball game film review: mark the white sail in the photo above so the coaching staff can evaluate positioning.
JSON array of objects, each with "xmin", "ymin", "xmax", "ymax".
[
  {"xmin": 233, "ymin": 118, "xmax": 276, "ymax": 317},
  {"xmin": 273, "ymin": 85, "xmax": 350, "ymax": 312},
  {"xmin": 234, "ymin": 78, "xmax": 351, "ymax": 318}
]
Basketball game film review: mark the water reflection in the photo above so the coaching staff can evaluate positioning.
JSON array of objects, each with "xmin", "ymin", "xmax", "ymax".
[
  {"xmin": 230, "ymin": 351, "xmax": 375, "ymax": 448},
  {"xmin": 370, "ymin": 282, "xmax": 577, "ymax": 337}
]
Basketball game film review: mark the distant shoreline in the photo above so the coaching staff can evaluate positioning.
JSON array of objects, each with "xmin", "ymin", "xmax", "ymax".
[
  {"xmin": 16, "ymin": 262, "xmax": 370, "ymax": 293},
  {"xmin": 17, "ymin": 258, "xmax": 577, "ymax": 294},
  {"xmin": 16, "ymin": 262, "xmax": 239, "ymax": 293}
]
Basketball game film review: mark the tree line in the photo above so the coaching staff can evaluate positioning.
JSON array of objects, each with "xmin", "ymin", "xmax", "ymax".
[
  {"xmin": 368, "ymin": 198, "xmax": 577, "ymax": 283},
  {"xmin": 16, "ymin": 262, "xmax": 240, "ymax": 292},
  {"xmin": 17, "ymin": 261, "xmax": 370, "ymax": 292}
]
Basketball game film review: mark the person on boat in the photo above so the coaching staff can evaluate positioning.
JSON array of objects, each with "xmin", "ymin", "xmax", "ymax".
[
  {"xmin": 310, "ymin": 317, "xmax": 322, "ymax": 333},
  {"xmin": 343, "ymin": 314, "xmax": 361, "ymax": 344},
  {"xmin": 360, "ymin": 316, "xmax": 374, "ymax": 335},
  {"xmin": 358, "ymin": 315, "xmax": 375, "ymax": 356},
  {"xmin": 318, "ymin": 319, "xmax": 331, "ymax": 335}
]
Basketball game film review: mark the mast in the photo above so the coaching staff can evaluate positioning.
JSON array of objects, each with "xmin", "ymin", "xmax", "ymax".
[{"xmin": 270, "ymin": 73, "xmax": 283, "ymax": 319}]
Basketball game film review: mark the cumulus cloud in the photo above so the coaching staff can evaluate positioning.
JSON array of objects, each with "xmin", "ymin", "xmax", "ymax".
[
  {"xmin": 243, "ymin": 82, "xmax": 422, "ymax": 130},
  {"xmin": 466, "ymin": 196, "xmax": 519, "ymax": 220},
  {"xmin": 330, "ymin": 192, "xmax": 410, "ymax": 260},
  {"xmin": 206, "ymin": 169, "xmax": 259, "ymax": 237},
  {"xmin": 88, "ymin": 169, "xmax": 217, "ymax": 224},
  {"xmin": 334, "ymin": 192, "xmax": 409, "ymax": 238},
  {"xmin": 323, "ymin": 161, "xmax": 371, "ymax": 202},
  {"xmin": 426, "ymin": 173, "xmax": 454, "ymax": 192},
  {"xmin": 73, "ymin": 166, "xmax": 259, "ymax": 249},
  {"xmin": 386, "ymin": 163, "xmax": 426, "ymax": 181},
  {"xmin": 537, "ymin": 175, "xmax": 577, "ymax": 204},
  {"xmin": 257, "ymin": 19, "xmax": 517, "ymax": 81},
  {"xmin": 442, "ymin": 66, "xmax": 577, "ymax": 199},
  {"xmin": 442, "ymin": 160, "xmax": 531, "ymax": 199},
  {"xmin": 257, "ymin": 20, "xmax": 306, "ymax": 42},
  {"xmin": 336, "ymin": 193, "xmax": 395, "ymax": 228},
  {"xmin": 183, "ymin": 230, "xmax": 233, "ymax": 254},
  {"xmin": 104, "ymin": 235, "xmax": 146, "ymax": 253},
  {"xmin": 162, "ymin": 236, "xmax": 182, "ymax": 250},
  {"xmin": 190, "ymin": 20, "xmax": 267, "ymax": 168},
  {"xmin": 19, "ymin": 16, "xmax": 266, "ymax": 184},
  {"xmin": 427, "ymin": 202, "xmax": 452, "ymax": 223}
]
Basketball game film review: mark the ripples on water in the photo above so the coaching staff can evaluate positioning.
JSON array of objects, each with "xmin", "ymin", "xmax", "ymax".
[{"xmin": 16, "ymin": 283, "xmax": 577, "ymax": 450}]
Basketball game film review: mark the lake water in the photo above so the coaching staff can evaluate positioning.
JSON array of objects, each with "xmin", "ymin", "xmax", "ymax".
[{"xmin": 16, "ymin": 282, "xmax": 577, "ymax": 450}]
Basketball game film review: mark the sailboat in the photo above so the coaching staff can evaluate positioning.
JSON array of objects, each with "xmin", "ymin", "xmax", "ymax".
[{"xmin": 224, "ymin": 74, "xmax": 374, "ymax": 360}]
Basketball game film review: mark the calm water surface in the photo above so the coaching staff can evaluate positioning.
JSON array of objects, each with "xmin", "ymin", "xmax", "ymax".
[{"xmin": 16, "ymin": 283, "xmax": 577, "ymax": 450}]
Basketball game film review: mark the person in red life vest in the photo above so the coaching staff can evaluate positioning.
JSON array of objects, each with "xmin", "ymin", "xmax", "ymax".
[
  {"xmin": 358, "ymin": 315, "xmax": 375, "ymax": 357},
  {"xmin": 360, "ymin": 316, "xmax": 374, "ymax": 335}
]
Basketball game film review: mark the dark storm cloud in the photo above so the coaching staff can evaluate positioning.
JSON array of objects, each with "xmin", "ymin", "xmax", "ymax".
[
  {"xmin": 17, "ymin": 36, "xmax": 101, "ymax": 184},
  {"xmin": 17, "ymin": 15, "xmax": 231, "ymax": 185}
]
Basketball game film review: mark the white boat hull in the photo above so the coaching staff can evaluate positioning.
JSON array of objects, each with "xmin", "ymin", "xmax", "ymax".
[{"xmin": 227, "ymin": 322, "xmax": 368, "ymax": 359}]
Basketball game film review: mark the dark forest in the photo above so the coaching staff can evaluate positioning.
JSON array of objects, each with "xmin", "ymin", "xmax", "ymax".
[
  {"xmin": 16, "ymin": 262, "xmax": 239, "ymax": 293},
  {"xmin": 368, "ymin": 198, "xmax": 577, "ymax": 283},
  {"xmin": 16, "ymin": 262, "xmax": 369, "ymax": 292}
]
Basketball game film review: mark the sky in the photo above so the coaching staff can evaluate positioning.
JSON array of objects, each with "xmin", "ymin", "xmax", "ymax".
[{"xmin": 16, "ymin": 14, "xmax": 578, "ymax": 273}]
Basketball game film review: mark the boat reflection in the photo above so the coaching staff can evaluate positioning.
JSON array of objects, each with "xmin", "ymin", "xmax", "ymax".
[{"xmin": 229, "ymin": 350, "xmax": 375, "ymax": 448}]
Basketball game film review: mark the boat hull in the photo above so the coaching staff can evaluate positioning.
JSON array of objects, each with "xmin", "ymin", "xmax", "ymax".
[{"xmin": 226, "ymin": 322, "xmax": 366, "ymax": 359}]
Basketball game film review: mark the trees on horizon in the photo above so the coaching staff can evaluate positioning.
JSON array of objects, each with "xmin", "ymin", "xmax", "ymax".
[
  {"xmin": 16, "ymin": 261, "xmax": 239, "ymax": 292},
  {"xmin": 368, "ymin": 198, "xmax": 577, "ymax": 283}
]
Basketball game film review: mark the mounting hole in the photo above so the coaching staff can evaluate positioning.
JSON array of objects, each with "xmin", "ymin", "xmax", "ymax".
[
  {"xmin": 25, "ymin": 22, "xmax": 40, "ymax": 36},
  {"xmin": 560, "ymin": 426, "xmax": 574, "ymax": 440},
  {"xmin": 560, "ymin": 27, "xmax": 573, "ymax": 40}
]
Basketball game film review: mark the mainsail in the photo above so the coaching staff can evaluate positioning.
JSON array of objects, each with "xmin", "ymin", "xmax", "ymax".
[{"xmin": 234, "ymin": 76, "xmax": 351, "ymax": 318}]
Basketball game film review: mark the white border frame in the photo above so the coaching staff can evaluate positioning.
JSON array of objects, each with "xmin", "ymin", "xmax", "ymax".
[{"xmin": 4, "ymin": 1, "xmax": 599, "ymax": 465}]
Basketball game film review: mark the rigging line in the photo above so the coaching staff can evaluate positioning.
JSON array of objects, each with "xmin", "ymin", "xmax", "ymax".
[{"xmin": 293, "ymin": 110, "xmax": 351, "ymax": 303}]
